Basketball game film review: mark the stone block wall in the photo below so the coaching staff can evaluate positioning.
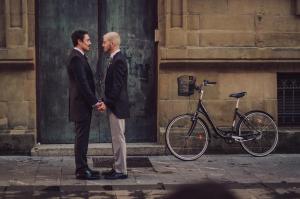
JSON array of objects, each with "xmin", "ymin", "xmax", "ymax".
[
  {"xmin": 0, "ymin": 0, "xmax": 35, "ymax": 153},
  {"xmin": 0, "ymin": 70, "xmax": 36, "ymax": 132},
  {"xmin": 157, "ymin": 0, "xmax": 300, "ymax": 138},
  {"xmin": 158, "ymin": 0, "xmax": 300, "ymax": 59},
  {"xmin": 158, "ymin": 65, "xmax": 279, "ymax": 127}
]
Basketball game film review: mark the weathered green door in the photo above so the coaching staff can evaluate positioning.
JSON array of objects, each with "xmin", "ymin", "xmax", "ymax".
[
  {"xmin": 98, "ymin": 0, "xmax": 157, "ymax": 142},
  {"xmin": 38, "ymin": 0, "xmax": 100, "ymax": 143},
  {"xmin": 38, "ymin": 0, "xmax": 156, "ymax": 143}
]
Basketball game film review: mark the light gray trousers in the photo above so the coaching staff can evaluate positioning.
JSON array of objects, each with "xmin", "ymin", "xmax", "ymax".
[{"xmin": 108, "ymin": 109, "xmax": 127, "ymax": 174}]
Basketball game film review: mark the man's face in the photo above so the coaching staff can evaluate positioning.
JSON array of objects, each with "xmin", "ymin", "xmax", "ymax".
[
  {"xmin": 78, "ymin": 34, "xmax": 91, "ymax": 52},
  {"xmin": 102, "ymin": 36, "xmax": 112, "ymax": 53}
]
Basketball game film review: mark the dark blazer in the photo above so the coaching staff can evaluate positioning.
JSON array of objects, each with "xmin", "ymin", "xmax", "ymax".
[
  {"xmin": 104, "ymin": 51, "xmax": 130, "ymax": 119},
  {"xmin": 67, "ymin": 49, "xmax": 98, "ymax": 122}
]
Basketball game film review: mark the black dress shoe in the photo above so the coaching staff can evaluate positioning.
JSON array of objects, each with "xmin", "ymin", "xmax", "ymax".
[
  {"xmin": 76, "ymin": 169, "xmax": 100, "ymax": 180},
  {"xmin": 87, "ymin": 167, "xmax": 100, "ymax": 176},
  {"xmin": 104, "ymin": 171, "xmax": 128, "ymax": 180},
  {"xmin": 102, "ymin": 168, "xmax": 115, "ymax": 176}
]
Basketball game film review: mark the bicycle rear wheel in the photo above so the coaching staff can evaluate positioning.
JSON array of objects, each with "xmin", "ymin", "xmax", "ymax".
[
  {"xmin": 237, "ymin": 111, "xmax": 278, "ymax": 157},
  {"xmin": 165, "ymin": 114, "xmax": 209, "ymax": 161}
]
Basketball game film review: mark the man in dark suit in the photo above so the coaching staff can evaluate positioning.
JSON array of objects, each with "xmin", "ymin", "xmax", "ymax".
[
  {"xmin": 67, "ymin": 30, "xmax": 103, "ymax": 180},
  {"xmin": 99, "ymin": 32, "xmax": 130, "ymax": 180}
]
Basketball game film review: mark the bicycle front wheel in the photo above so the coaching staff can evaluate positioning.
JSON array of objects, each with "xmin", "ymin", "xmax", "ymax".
[
  {"xmin": 238, "ymin": 111, "xmax": 278, "ymax": 157},
  {"xmin": 165, "ymin": 114, "xmax": 209, "ymax": 161}
]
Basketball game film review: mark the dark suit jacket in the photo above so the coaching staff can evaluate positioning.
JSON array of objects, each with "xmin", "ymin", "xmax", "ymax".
[
  {"xmin": 104, "ymin": 51, "xmax": 130, "ymax": 119},
  {"xmin": 67, "ymin": 49, "xmax": 98, "ymax": 122}
]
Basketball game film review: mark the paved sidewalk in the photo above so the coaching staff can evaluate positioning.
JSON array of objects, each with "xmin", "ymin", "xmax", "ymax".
[{"xmin": 0, "ymin": 154, "xmax": 300, "ymax": 198}]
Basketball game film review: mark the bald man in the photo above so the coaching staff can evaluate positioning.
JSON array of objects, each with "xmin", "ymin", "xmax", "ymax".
[{"xmin": 100, "ymin": 32, "xmax": 130, "ymax": 179}]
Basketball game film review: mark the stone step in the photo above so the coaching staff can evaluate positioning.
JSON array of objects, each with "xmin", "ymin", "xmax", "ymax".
[
  {"xmin": 31, "ymin": 143, "xmax": 166, "ymax": 156},
  {"xmin": 27, "ymin": 129, "xmax": 300, "ymax": 156}
]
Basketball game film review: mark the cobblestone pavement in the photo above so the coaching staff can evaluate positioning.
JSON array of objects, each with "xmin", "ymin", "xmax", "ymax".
[{"xmin": 0, "ymin": 154, "xmax": 299, "ymax": 198}]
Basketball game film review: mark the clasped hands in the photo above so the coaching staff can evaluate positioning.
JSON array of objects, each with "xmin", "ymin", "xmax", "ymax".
[{"xmin": 95, "ymin": 101, "xmax": 106, "ymax": 112}]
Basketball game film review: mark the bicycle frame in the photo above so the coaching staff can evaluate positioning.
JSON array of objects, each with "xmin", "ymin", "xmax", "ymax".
[{"xmin": 190, "ymin": 88, "xmax": 246, "ymax": 139}]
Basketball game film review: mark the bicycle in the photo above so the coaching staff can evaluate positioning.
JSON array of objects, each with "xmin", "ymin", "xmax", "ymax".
[{"xmin": 165, "ymin": 76, "xmax": 279, "ymax": 161}]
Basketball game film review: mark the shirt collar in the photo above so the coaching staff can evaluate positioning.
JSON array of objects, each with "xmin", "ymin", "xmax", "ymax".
[
  {"xmin": 110, "ymin": 49, "xmax": 120, "ymax": 59},
  {"xmin": 74, "ymin": 47, "xmax": 84, "ymax": 55}
]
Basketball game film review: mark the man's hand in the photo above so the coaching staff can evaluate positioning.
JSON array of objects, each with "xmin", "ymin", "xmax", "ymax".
[
  {"xmin": 94, "ymin": 101, "xmax": 101, "ymax": 109},
  {"xmin": 96, "ymin": 102, "xmax": 106, "ymax": 112}
]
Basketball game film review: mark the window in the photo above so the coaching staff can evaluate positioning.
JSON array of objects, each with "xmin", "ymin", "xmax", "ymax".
[{"xmin": 277, "ymin": 73, "xmax": 300, "ymax": 126}]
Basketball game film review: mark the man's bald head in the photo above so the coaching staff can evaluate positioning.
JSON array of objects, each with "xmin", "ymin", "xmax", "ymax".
[
  {"xmin": 102, "ymin": 32, "xmax": 121, "ymax": 54},
  {"xmin": 103, "ymin": 32, "xmax": 121, "ymax": 47}
]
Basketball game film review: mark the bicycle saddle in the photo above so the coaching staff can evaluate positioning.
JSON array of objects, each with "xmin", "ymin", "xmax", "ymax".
[{"xmin": 229, "ymin": 92, "xmax": 247, "ymax": 98}]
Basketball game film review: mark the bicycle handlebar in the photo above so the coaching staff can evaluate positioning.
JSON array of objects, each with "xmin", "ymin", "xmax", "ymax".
[{"xmin": 195, "ymin": 79, "xmax": 217, "ymax": 91}]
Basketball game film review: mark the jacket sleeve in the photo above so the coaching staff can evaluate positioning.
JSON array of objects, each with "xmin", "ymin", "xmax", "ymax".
[
  {"xmin": 70, "ymin": 56, "xmax": 98, "ymax": 107},
  {"xmin": 104, "ymin": 60, "xmax": 127, "ymax": 107}
]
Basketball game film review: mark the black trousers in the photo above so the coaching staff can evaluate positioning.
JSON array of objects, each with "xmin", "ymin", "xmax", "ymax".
[{"xmin": 74, "ymin": 116, "xmax": 91, "ymax": 173}]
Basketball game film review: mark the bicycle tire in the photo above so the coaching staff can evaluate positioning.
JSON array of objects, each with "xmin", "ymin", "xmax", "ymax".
[
  {"xmin": 165, "ymin": 114, "xmax": 209, "ymax": 161},
  {"xmin": 237, "ymin": 110, "xmax": 278, "ymax": 157}
]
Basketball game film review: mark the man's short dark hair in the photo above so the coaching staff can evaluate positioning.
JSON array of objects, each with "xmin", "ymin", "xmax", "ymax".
[{"xmin": 71, "ymin": 30, "xmax": 88, "ymax": 47}]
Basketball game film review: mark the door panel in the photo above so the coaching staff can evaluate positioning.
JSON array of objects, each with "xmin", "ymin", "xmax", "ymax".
[
  {"xmin": 98, "ymin": 0, "xmax": 157, "ymax": 142},
  {"xmin": 38, "ymin": 0, "xmax": 156, "ymax": 143},
  {"xmin": 38, "ymin": 0, "xmax": 100, "ymax": 143}
]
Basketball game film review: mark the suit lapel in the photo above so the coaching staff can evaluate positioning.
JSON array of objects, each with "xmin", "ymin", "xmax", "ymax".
[
  {"xmin": 106, "ymin": 51, "xmax": 122, "ymax": 78},
  {"xmin": 74, "ymin": 50, "xmax": 93, "ymax": 74}
]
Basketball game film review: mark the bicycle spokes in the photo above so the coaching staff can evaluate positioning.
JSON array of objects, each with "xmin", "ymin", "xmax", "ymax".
[
  {"xmin": 196, "ymin": 132, "xmax": 204, "ymax": 140},
  {"xmin": 238, "ymin": 112, "xmax": 278, "ymax": 157},
  {"xmin": 166, "ymin": 114, "xmax": 209, "ymax": 161}
]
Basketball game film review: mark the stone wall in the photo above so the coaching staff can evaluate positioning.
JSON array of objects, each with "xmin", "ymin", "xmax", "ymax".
[
  {"xmin": 0, "ymin": 0, "xmax": 35, "ymax": 153},
  {"xmin": 157, "ymin": 0, "xmax": 300, "ymax": 139},
  {"xmin": 158, "ymin": 0, "xmax": 300, "ymax": 59}
]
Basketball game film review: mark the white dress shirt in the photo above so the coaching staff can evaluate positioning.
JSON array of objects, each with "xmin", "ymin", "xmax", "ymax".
[{"xmin": 74, "ymin": 47, "xmax": 84, "ymax": 55}]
